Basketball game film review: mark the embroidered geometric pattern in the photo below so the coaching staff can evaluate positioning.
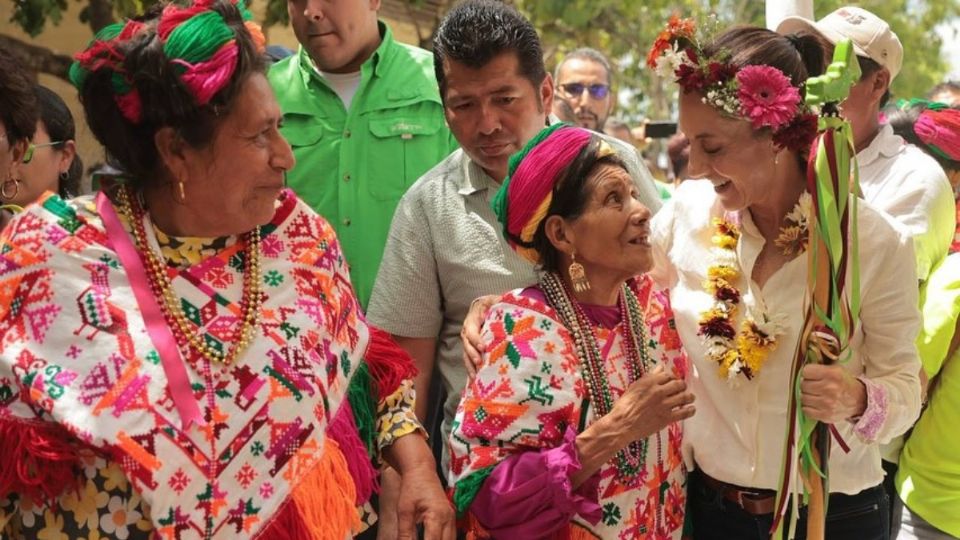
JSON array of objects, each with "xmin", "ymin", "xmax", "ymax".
[
  {"xmin": 448, "ymin": 276, "xmax": 689, "ymax": 539},
  {"xmin": 0, "ymin": 191, "xmax": 420, "ymax": 539}
]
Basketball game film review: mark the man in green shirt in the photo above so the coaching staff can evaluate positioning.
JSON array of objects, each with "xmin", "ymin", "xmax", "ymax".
[{"xmin": 269, "ymin": 0, "xmax": 458, "ymax": 309}]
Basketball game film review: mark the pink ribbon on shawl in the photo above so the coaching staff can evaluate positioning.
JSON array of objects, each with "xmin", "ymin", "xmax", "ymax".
[
  {"xmin": 96, "ymin": 191, "xmax": 205, "ymax": 430},
  {"xmin": 171, "ymin": 41, "xmax": 239, "ymax": 106},
  {"xmin": 915, "ymin": 108, "xmax": 960, "ymax": 161}
]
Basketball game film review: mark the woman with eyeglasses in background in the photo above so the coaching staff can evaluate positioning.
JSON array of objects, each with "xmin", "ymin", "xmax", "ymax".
[
  {"xmin": 0, "ymin": 52, "xmax": 39, "ymax": 230},
  {"xmin": 18, "ymin": 85, "xmax": 83, "ymax": 202}
]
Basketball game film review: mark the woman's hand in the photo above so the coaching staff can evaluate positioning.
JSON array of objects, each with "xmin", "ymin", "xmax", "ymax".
[
  {"xmin": 573, "ymin": 364, "xmax": 695, "ymax": 486},
  {"xmin": 460, "ymin": 295, "xmax": 498, "ymax": 378},
  {"xmin": 383, "ymin": 433, "xmax": 455, "ymax": 540},
  {"xmin": 608, "ymin": 364, "xmax": 696, "ymax": 441},
  {"xmin": 800, "ymin": 363, "xmax": 867, "ymax": 423},
  {"xmin": 396, "ymin": 463, "xmax": 455, "ymax": 540}
]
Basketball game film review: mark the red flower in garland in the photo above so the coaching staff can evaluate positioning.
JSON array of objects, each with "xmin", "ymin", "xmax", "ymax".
[
  {"xmin": 698, "ymin": 316, "xmax": 737, "ymax": 340},
  {"xmin": 773, "ymin": 113, "xmax": 819, "ymax": 152},
  {"xmin": 646, "ymin": 15, "xmax": 697, "ymax": 68}
]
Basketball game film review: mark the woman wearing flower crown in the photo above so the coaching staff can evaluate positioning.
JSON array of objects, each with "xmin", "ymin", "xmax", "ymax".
[
  {"xmin": 455, "ymin": 21, "xmax": 924, "ymax": 540},
  {"xmin": 648, "ymin": 23, "xmax": 921, "ymax": 539},
  {"xmin": 0, "ymin": 1, "xmax": 453, "ymax": 539},
  {"xmin": 447, "ymin": 124, "xmax": 696, "ymax": 539}
]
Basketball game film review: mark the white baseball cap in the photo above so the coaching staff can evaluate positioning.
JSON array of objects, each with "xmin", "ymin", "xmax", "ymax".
[{"xmin": 776, "ymin": 6, "xmax": 903, "ymax": 81}]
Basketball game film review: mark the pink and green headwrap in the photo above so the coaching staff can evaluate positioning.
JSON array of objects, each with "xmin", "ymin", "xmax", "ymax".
[
  {"xmin": 492, "ymin": 124, "xmax": 609, "ymax": 264},
  {"xmin": 913, "ymin": 103, "xmax": 960, "ymax": 163},
  {"xmin": 69, "ymin": 0, "xmax": 266, "ymax": 124}
]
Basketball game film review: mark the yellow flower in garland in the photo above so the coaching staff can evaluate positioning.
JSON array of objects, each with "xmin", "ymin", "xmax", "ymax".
[
  {"xmin": 711, "ymin": 217, "xmax": 740, "ymax": 250},
  {"xmin": 737, "ymin": 320, "xmax": 779, "ymax": 376},
  {"xmin": 699, "ymin": 214, "xmax": 785, "ymax": 381},
  {"xmin": 707, "ymin": 264, "xmax": 739, "ymax": 284}
]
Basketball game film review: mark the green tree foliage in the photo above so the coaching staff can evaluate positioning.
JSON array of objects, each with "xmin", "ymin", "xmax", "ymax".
[
  {"xmin": 5, "ymin": 0, "xmax": 958, "ymax": 114},
  {"xmin": 511, "ymin": 0, "xmax": 959, "ymax": 122}
]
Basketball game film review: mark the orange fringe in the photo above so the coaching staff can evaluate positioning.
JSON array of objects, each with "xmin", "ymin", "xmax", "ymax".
[{"xmin": 256, "ymin": 438, "xmax": 361, "ymax": 540}]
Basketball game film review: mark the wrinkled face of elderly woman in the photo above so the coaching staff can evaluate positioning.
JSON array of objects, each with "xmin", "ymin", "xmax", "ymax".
[
  {"xmin": 564, "ymin": 162, "xmax": 653, "ymax": 281},
  {"xmin": 678, "ymin": 90, "xmax": 781, "ymax": 212},
  {"xmin": 175, "ymin": 73, "xmax": 295, "ymax": 234}
]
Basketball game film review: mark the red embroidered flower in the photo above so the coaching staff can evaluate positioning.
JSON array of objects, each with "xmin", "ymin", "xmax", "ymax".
[
  {"xmin": 773, "ymin": 112, "xmax": 819, "ymax": 152},
  {"xmin": 736, "ymin": 65, "xmax": 801, "ymax": 130}
]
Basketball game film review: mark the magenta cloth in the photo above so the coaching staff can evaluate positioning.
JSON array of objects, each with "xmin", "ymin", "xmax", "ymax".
[
  {"xmin": 520, "ymin": 286, "xmax": 622, "ymax": 329},
  {"xmin": 505, "ymin": 127, "xmax": 592, "ymax": 243},
  {"xmin": 915, "ymin": 108, "xmax": 960, "ymax": 160},
  {"xmin": 469, "ymin": 426, "xmax": 602, "ymax": 539}
]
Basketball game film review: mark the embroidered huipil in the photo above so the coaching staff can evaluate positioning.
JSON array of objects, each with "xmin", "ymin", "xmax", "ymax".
[
  {"xmin": 650, "ymin": 180, "xmax": 922, "ymax": 494},
  {"xmin": 0, "ymin": 189, "xmax": 421, "ymax": 539},
  {"xmin": 448, "ymin": 276, "xmax": 688, "ymax": 540}
]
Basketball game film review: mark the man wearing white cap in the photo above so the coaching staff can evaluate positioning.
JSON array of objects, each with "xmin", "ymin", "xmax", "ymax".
[
  {"xmin": 779, "ymin": 7, "xmax": 955, "ymax": 539},
  {"xmin": 778, "ymin": 6, "xmax": 953, "ymax": 284}
]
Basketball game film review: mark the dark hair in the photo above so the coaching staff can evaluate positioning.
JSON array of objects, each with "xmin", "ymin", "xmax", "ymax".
[
  {"xmin": 888, "ymin": 102, "xmax": 960, "ymax": 174},
  {"xmin": 77, "ymin": 0, "xmax": 265, "ymax": 187},
  {"xmin": 667, "ymin": 133, "xmax": 690, "ymax": 180},
  {"xmin": 555, "ymin": 47, "xmax": 614, "ymax": 88},
  {"xmin": 0, "ymin": 52, "xmax": 38, "ymax": 148},
  {"xmin": 34, "ymin": 85, "xmax": 83, "ymax": 197},
  {"xmin": 532, "ymin": 136, "xmax": 627, "ymax": 273},
  {"xmin": 857, "ymin": 55, "xmax": 891, "ymax": 108},
  {"xmin": 433, "ymin": 0, "xmax": 546, "ymax": 99},
  {"xmin": 703, "ymin": 27, "xmax": 827, "ymax": 171}
]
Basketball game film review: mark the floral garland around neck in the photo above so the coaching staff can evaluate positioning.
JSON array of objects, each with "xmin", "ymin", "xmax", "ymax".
[{"xmin": 698, "ymin": 193, "xmax": 811, "ymax": 380}]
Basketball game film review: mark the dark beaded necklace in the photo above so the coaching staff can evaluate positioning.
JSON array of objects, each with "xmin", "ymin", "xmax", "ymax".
[{"xmin": 539, "ymin": 271, "xmax": 655, "ymax": 480}]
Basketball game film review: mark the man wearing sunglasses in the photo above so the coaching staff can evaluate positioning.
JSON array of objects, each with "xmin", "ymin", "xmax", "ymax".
[{"xmin": 553, "ymin": 47, "xmax": 615, "ymax": 132}]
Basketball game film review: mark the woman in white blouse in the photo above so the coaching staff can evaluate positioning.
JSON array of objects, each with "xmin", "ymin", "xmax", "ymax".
[{"xmin": 463, "ymin": 23, "xmax": 921, "ymax": 540}]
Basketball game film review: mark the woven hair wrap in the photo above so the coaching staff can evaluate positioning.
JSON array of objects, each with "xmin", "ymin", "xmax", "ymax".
[
  {"xmin": 914, "ymin": 106, "xmax": 960, "ymax": 162},
  {"xmin": 491, "ymin": 124, "xmax": 595, "ymax": 264},
  {"xmin": 69, "ymin": 0, "xmax": 265, "ymax": 122}
]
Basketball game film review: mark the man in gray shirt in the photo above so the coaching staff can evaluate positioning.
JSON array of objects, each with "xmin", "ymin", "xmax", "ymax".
[{"xmin": 367, "ymin": 0, "xmax": 661, "ymax": 492}]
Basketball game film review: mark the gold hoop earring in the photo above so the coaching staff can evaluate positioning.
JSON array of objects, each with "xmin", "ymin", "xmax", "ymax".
[
  {"xmin": 1, "ymin": 178, "xmax": 21, "ymax": 200},
  {"xmin": 568, "ymin": 252, "xmax": 590, "ymax": 292}
]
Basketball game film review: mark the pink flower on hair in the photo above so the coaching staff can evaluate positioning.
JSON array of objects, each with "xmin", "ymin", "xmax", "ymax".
[{"xmin": 736, "ymin": 65, "xmax": 800, "ymax": 131}]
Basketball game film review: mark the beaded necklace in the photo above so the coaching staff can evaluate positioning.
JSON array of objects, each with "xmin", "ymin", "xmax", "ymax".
[
  {"xmin": 539, "ymin": 271, "xmax": 655, "ymax": 479},
  {"xmin": 114, "ymin": 186, "xmax": 262, "ymax": 365}
]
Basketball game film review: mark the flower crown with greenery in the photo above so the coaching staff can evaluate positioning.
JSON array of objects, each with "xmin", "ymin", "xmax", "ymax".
[{"xmin": 647, "ymin": 16, "xmax": 819, "ymax": 153}]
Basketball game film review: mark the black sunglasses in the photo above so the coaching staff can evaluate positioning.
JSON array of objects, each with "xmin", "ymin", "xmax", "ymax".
[{"xmin": 560, "ymin": 82, "xmax": 610, "ymax": 99}]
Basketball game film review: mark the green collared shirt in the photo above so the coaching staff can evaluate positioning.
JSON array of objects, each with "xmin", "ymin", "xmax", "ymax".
[{"xmin": 269, "ymin": 23, "xmax": 458, "ymax": 309}]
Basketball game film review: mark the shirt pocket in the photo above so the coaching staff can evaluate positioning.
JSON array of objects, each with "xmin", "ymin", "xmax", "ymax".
[
  {"xmin": 281, "ymin": 115, "xmax": 325, "ymax": 148},
  {"xmin": 366, "ymin": 115, "xmax": 446, "ymax": 201}
]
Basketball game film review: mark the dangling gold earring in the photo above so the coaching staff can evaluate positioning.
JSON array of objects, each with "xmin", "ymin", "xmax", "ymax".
[
  {"xmin": 774, "ymin": 151, "xmax": 781, "ymax": 166},
  {"xmin": 568, "ymin": 252, "xmax": 590, "ymax": 292},
  {"xmin": 176, "ymin": 179, "xmax": 187, "ymax": 203}
]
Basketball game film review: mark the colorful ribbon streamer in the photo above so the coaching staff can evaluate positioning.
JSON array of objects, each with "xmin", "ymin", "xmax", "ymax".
[{"xmin": 772, "ymin": 39, "xmax": 862, "ymax": 540}]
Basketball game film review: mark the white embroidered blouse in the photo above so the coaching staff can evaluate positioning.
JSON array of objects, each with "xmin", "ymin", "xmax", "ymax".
[{"xmin": 650, "ymin": 180, "xmax": 922, "ymax": 494}]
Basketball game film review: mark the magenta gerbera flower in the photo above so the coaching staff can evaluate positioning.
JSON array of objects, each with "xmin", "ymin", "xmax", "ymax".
[{"xmin": 736, "ymin": 65, "xmax": 800, "ymax": 131}]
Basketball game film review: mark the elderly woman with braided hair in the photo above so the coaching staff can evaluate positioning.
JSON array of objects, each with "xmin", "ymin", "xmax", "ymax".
[
  {"xmin": 0, "ymin": 1, "xmax": 453, "ymax": 539},
  {"xmin": 447, "ymin": 123, "xmax": 696, "ymax": 539}
]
